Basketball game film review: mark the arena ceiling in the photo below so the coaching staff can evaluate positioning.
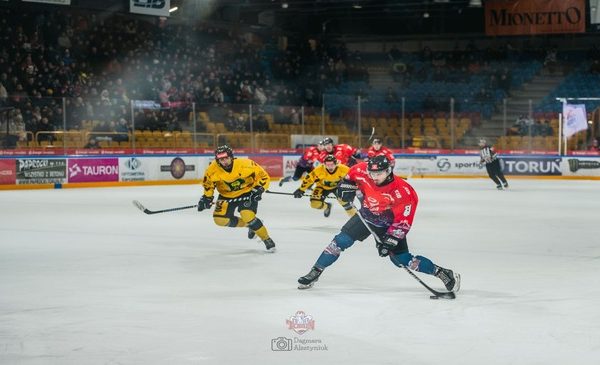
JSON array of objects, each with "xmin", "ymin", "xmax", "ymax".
[
  {"xmin": 3, "ymin": 0, "xmax": 485, "ymax": 36},
  {"xmin": 209, "ymin": 0, "xmax": 486, "ymax": 36}
]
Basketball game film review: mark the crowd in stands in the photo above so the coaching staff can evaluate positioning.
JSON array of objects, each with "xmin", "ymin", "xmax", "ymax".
[
  {"xmin": 0, "ymin": 7, "xmax": 371, "ymax": 142},
  {"xmin": 508, "ymin": 115, "xmax": 553, "ymax": 137},
  {"xmin": 1, "ymin": 7, "xmax": 599, "ymax": 151}
]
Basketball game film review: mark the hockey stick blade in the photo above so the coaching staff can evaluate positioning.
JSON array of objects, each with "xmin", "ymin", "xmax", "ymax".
[
  {"xmin": 431, "ymin": 292, "xmax": 456, "ymax": 300},
  {"xmin": 132, "ymin": 200, "xmax": 150, "ymax": 214}
]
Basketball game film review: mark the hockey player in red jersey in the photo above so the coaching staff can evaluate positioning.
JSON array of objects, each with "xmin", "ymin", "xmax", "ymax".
[
  {"xmin": 279, "ymin": 141, "xmax": 324, "ymax": 186},
  {"xmin": 297, "ymin": 155, "xmax": 460, "ymax": 293},
  {"xmin": 366, "ymin": 137, "xmax": 395, "ymax": 166},
  {"xmin": 319, "ymin": 137, "xmax": 362, "ymax": 166}
]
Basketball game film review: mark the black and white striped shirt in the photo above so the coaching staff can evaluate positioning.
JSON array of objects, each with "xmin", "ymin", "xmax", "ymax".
[{"xmin": 479, "ymin": 146, "xmax": 497, "ymax": 164}]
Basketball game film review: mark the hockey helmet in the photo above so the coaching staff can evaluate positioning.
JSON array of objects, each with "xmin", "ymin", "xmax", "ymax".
[
  {"xmin": 368, "ymin": 155, "xmax": 391, "ymax": 173},
  {"xmin": 323, "ymin": 154, "xmax": 337, "ymax": 164},
  {"xmin": 372, "ymin": 137, "xmax": 383, "ymax": 145},
  {"xmin": 322, "ymin": 137, "xmax": 334, "ymax": 146}
]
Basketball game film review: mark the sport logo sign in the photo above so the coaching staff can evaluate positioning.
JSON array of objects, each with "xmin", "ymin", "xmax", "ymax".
[{"xmin": 68, "ymin": 158, "xmax": 119, "ymax": 183}]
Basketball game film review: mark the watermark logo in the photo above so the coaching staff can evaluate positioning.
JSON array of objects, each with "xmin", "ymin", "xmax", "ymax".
[
  {"xmin": 286, "ymin": 310, "xmax": 315, "ymax": 335},
  {"xmin": 271, "ymin": 337, "xmax": 293, "ymax": 351},
  {"xmin": 269, "ymin": 310, "xmax": 328, "ymax": 352}
]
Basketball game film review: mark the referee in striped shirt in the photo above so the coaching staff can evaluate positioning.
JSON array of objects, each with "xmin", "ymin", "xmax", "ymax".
[{"xmin": 479, "ymin": 138, "xmax": 509, "ymax": 190}]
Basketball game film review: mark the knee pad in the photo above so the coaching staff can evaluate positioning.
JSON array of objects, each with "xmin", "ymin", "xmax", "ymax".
[
  {"xmin": 247, "ymin": 217, "xmax": 264, "ymax": 231},
  {"xmin": 214, "ymin": 216, "xmax": 235, "ymax": 227},
  {"xmin": 333, "ymin": 232, "xmax": 354, "ymax": 250},
  {"xmin": 323, "ymin": 232, "xmax": 354, "ymax": 257}
]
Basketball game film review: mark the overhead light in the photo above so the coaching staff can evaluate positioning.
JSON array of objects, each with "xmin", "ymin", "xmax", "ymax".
[
  {"xmin": 169, "ymin": 6, "xmax": 178, "ymax": 13},
  {"xmin": 423, "ymin": 12, "xmax": 430, "ymax": 18},
  {"xmin": 281, "ymin": 2, "xmax": 288, "ymax": 8},
  {"xmin": 353, "ymin": 3, "xmax": 362, "ymax": 9},
  {"xmin": 469, "ymin": 0, "xmax": 482, "ymax": 7}
]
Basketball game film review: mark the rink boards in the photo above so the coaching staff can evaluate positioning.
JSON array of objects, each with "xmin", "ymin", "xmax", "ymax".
[{"xmin": 0, "ymin": 153, "xmax": 599, "ymax": 189}]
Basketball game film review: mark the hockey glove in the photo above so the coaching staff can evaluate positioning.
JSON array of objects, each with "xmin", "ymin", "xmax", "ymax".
[
  {"xmin": 249, "ymin": 186, "xmax": 265, "ymax": 202},
  {"xmin": 377, "ymin": 234, "xmax": 399, "ymax": 257},
  {"xmin": 197, "ymin": 195, "xmax": 213, "ymax": 212},
  {"xmin": 337, "ymin": 180, "xmax": 358, "ymax": 202},
  {"xmin": 293, "ymin": 189, "xmax": 305, "ymax": 198}
]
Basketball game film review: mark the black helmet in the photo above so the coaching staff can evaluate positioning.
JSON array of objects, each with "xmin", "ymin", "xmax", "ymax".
[
  {"xmin": 322, "ymin": 137, "xmax": 334, "ymax": 145},
  {"xmin": 372, "ymin": 137, "xmax": 383, "ymax": 144},
  {"xmin": 215, "ymin": 145, "xmax": 234, "ymax": 160},
  {"xmin": 368, "ymin": 155, "xmax": 391, "ymax": 173},
  {"xmin": 323, "ymin": 154, "xmax": 337, "ymax": 164}
]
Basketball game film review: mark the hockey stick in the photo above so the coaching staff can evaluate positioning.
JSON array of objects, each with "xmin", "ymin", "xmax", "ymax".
[
  {"xmin": 366, "ymin": 127, "xmax": 376, "ymax": 145},
  {"xmin": 133, "ymin": 195, "xmax": 249, "ymax": 215},
  {"xmin": 266, "ymin": 190, "xmax": 337, "ymax": 199},
  {"xmin": 351, "ymin": 201, "xmax": 456, "ymax": 299}
]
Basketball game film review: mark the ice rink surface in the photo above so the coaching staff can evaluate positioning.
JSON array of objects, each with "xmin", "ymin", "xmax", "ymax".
[{"xmin": 1, "ymin": 178, "xmax": 599, "ymax": 365}]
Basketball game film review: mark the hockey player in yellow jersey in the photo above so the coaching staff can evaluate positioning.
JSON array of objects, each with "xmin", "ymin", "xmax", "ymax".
[
  {"xmin": 292, "ymin": 154, "xmax": 356, "ymax": 217},
  {"xmin": 198, "ymin": 145, "xmax": 276, "ymax": 252}
]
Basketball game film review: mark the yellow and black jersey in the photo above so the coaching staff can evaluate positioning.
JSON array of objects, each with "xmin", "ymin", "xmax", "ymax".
[
  {"xmin": 299, "ymin": 163, "xmax": 350, "ymax": 192},
  {"xmin": 202, "ymin": 158, "xmax": 270, "ymax": 199}
]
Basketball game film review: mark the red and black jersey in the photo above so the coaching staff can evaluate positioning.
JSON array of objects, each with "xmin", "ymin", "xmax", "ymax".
[
  {"xmin": 345, "ymin": 162, "xmax": 418, "ymax": 239},
  {"xmin": 366, "ymin": 146, "xmax": 395, "ymax": 166},
  {"xmin": 319, "ymin": 144, "xmax": 358, "ymax": 165},
  {"xmin": 301, "ymin": 145, "xmax": 321, "ymax": 164}
]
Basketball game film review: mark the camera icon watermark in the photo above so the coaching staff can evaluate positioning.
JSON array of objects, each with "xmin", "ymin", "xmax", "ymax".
[{"xmin": 271, "ymin": 337, "xmax": 293, "ymax": 351}]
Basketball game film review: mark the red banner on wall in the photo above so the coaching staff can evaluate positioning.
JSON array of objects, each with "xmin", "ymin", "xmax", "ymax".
[
  {"xmin": 485, "ymin": 0, "xmax": 585, "ymax": 36},
  {"xmin": 0, "ymin": 159, "xmax": 16, "ymax": 184},
  {"xmin": 251, "ymin": 156, "xmax": 283, "ymax": 178}
]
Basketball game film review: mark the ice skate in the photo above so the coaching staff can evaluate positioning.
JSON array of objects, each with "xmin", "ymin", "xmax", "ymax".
[
  {"xmin": 503, "ymin": 182, "xmax": 509, "ymax": 189},
  {"xmin": 435, "ymin": 266, "xmax": 461, "ymax": 292},
  {"xmin": 262, "ymin": 237, "xmax": 276, "ymax": 252},
  {"xmin": 298, "ymin": 266, "xmax": 323, "ymax": 289},
  {"xmin": 323, "ymin": 202, "xmax": 332, "ymax": 217},
  {"xmin": 496, "ymin": 184, "xmax": 503, "ymax": 190}
]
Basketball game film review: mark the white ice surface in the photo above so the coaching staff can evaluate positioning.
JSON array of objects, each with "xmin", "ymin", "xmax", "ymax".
[{"xmin": 1, "ymin": 179, "xmax": 599, "ymax": 365}]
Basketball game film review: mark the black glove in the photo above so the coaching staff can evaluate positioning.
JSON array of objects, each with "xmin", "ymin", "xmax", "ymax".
[
  {"xmin": 293, "ymin": 189, "xmax": 304, "ymax": 198},
  {"xmin": 197, "ymin": 195, "xmax": 213, "ymax": 212},
  {"xmin": 249, "ymin": 186, "xmax": 265, "ymax": 202},
  {"xmin": 377, "ymin": 234, "xmax": 399, "ymax": 257},
  {"xmin": 337, "ymin": 180, "xmax": 358, "ymax": 202}
]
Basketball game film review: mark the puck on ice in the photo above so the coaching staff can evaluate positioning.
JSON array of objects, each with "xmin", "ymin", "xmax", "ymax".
[{"xmin": 430, "ymin": 295, "xmax": 439, "ymax": 299}]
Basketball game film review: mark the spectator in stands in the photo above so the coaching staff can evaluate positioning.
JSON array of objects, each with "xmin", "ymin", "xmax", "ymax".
[
  {"xmin": 224, "ymin": 110, "xmax": 237, "ymax": 132},
  {"xmin": 497, "ymin": 68, "xmax": 512, "ymax": 96},
  {"xmin": 253, "ymin": 113, "xmax": 270, "ymax": 132},
  {"xmin": 475, "ymin": 87, "xmax": 491, "ymax": 102},
  {"xmin": 0, "ymin": 82, "xmax": 7, "ymax": 104},
  {"xmin": 35, "ymin": 117, "xmax": 55, "ymax": 143},
  {"xmin": 114, "ymin": 118, "xmax": 131, "ymax": 142},
  {"xmin": 543, "ymin": 47, "xmax": 559, "ymax": 74},
  {"xmin": 289, "ymin": 108, "xmax": 300, "ymax": 125},
  {"xmin": 589, "ymin": 139, "xmax": 599, "ymax": 152},
  {"xmin": 385, "ymin": 87, "xmax": 398, "ymax": 104},
  {"xmin": 84, "ymin": 136, "xmax": 100, "ymax": 149},
  {"xmin": 590, "ymin": 60, "xmax": 600, "ymax": 74}
]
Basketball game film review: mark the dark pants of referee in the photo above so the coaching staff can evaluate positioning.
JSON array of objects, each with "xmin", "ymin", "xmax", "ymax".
[{"xmin": 485, "ymin": 159, "xmax": 508, "ymax": 187}]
